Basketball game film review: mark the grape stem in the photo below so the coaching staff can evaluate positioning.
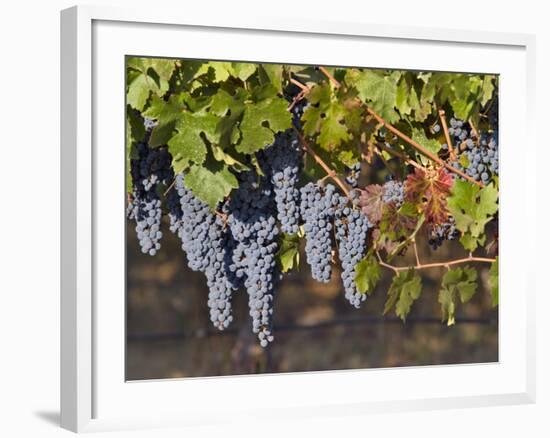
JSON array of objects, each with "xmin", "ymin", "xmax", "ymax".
[
  {"xmin": 376, "ymin": 251, "xmax": 495, "ymax": 272},
  {"xmin": 287, "ymin": 88, "xmax": 308, "ymax": 111},
  {"xmin": 316, "ymin": 66, "xmax": 485, "ymax": 188},
  {"xmin": 412, "ymin": 239, "xmax": 422, "ymax": 267},
  {"xmin": 294, "ymin": 129, "xmax": 351, "ymax": 197},
  {"xmin": 438, "ymin": 109, "xmax": 457, "ymax": 161},
  {"xmin": 290, "ymin": 78, "xmax": 309, "ymax": 92},
  {"xmin": 163, "ymin": 178, "xmax": 177, "ymax": 196},
  {"xmin": 469, "ymin": 119, "xmax": 480, "ymax": 139}
]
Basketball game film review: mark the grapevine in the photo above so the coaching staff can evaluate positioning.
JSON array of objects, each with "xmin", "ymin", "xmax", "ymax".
[{"xmin": 126, "ymin": 57, "xmax": 499, "ymax": 345}]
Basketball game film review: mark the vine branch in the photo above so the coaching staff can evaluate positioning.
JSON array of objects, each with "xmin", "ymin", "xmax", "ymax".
[
  {"xmin": 377, "ymin": 251, "xmax": 496, "ymax": 273},
  {"xmin": 438, "ymin": 109, "xmax": 456, "ymax": 161},
  {"xmin": 294, "ymin": 129, "xmax": 351, "ymax": 197},
  {"xmin": 319, "ymin": 66, "xmax": 340, "ymax": 88}
]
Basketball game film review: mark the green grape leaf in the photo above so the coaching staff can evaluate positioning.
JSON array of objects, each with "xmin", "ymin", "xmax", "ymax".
[
  {"xmin": 447, "ymin": 180, "xmax": 498, "ymax": 251},
  {"xmin": 127, "ymin": 74, "xmax": 156, "ymax": 111},
  {"xmin": 210, "ymin": 88, "xmax": 247, "ymax": 148},
  {"xmin": 142, "ymin": 94, "xmax": 166, "ymax": 120},
  {"xmin": 395, "ymin": 78, "xmax": 412, "ymax": 115},
  {"xmin": 259, "ymin": 64, "xmax": 284, "ymax": 93},
  {"xmin": 438, "ymin": 267, "xmax": 478, "ymax": 325},
  {"xmin": 489, "ymin": 257, "xmax": 499, "ymax": 307},
  {"xmin": 395, "ymin": 77, "xmax": 420, "ymax": 116},
  {"xmin": 177, "ymin": 60, "xmax": 207, "ymax": 87},
  {"xmin": 232, "ymin": 62, "xmax": 257, "ymax": 81},
  {"xmin": 384, "ymin": 269, "xmax": 422, "ymax": 321},
  {"xmin": 205, "ymin": 61, "xmax": 235, "ymax": 82},
  {"xmin": 277, "ymin": 233, "xmax": 300, "ymax": 273},
  {"xmin": 481, "ymin": 76, "xmax": 495, "ymax": 106},
  {"xmin": 149, "ymin": 121, "xmax": 177, "ymax": 148},
  {"xmin": 169, "ymin": 111, "xmax": 220, "ymax": 169},
  {"xmin": 317, "ymin": 104, "xmax": 351, "ymax": 150},
  {"xmin": 211, "ymin": 144, "xmax": 250, "ymax": 172},
  {"xmin": 302, "ymin": 83, "xmax": 351, "ymax": 150},
  {"xmin": 355, "ymin": 256, "xmax": 381, "ymax": 295},
  {"xmin": 147, "ymin": 93, "xmax": 188, "ymax": 147},
  {"xmin": 127, "ymin": 107, "xmax": 146, "ymax": 146},
  {"xmin": 346, "ymin": 69, "xmax": 400, "ymax": 123},
  {"xmin": 184, "ymin": 162, "xmax": 238, "ymax": 208},
  {"xmin": 412, "ymin": 128, "xmax": 442, "ymax": 165},
  {"xmin": 126, "ymin": 57, "xmax": 175, "ymax": 111},
  {"xmin": 236, "ymin": 96, "xmax": 292, "ymax": 153}
]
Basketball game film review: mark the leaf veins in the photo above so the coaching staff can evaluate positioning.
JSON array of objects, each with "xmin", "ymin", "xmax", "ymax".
[{"xmin": 405, "ymin": 167, "xmax": 453, "ymax": 225}]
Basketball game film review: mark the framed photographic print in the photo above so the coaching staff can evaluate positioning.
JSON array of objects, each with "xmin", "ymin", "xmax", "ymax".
[{"xmin": 61, "ymin": 5, "xmax": 536, "ymax": 433}]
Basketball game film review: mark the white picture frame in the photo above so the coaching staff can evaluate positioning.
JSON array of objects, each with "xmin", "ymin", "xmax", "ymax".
[{"xmin": 60, "ymin": 4, "xmax": 537, "ymax": 433}]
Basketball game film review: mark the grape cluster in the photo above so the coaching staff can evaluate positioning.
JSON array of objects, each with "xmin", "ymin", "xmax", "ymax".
[
  {"xmin": 382, "ymin": 180, "xmax": 405, "ymax": 208},
  {"xmin": 204, "ymin": 216, "xmax": 235, "ymax": 331},
  {"xmin": 225, "ymin": 171, "xmax": 280, "ymax": 347},
  {"xmin": 334, "ymin": 197, "xmax": 371, "ymax": 308},
  {"xmin": 427, "ymin": 217, "xmax": 459, "ymax": 250},
  {"xmin": 460, "ymin": 134, "xmax": 499, "ymax": 183},
  {"xmin": 261, "ymin": 132, "xmax": 302, "ymax": 234},
  {"xmin": 172, "ymin": 174, "xmax": 214, "ymax": 272},
  {"xmin": 169, "ymin": 173, "xmax": 236, "ymax": 331},
  {"xmin": 300, "ymin": 183, "xmax": 338, "ymax": 283},
  {"xmin": 442, "ymin": 118, "xmax": 472, "ymax": 154},
  {"xmin": 344, "ymin": 163, "xmax": 361, "ymax": 188},
  {"xmin": 127, "ymin": 140, "xmax": 173, "ymax": 256},
  {"xmin": 444, "ymin": 117, "xmax": 499, "ymax": 183}
]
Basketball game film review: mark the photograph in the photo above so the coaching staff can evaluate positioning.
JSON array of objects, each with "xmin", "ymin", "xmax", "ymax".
[{"xmin": 125, "ymin": 57, "xmax": 499, "ymax": 380}]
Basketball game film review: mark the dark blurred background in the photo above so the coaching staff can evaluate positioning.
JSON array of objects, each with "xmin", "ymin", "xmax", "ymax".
[{"xmin": 126, "ymin": 215, "xmax": 498, "ymax": 381}]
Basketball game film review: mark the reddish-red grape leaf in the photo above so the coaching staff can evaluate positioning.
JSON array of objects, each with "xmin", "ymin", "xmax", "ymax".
[
  {"xmin": 360, "ymin": 184, "xmax": 385, "ymax": 224},
  {"xmin": 405, "ymin": 167, "xmax": 453, "ymax": 224}
]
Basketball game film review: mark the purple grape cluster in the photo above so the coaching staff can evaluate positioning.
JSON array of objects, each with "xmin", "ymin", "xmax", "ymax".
[
  {"xmin": 299, "ymin": 183, "xmax": 338, "ymax": 283},
  {"xmin": 225, "ymin": 171, "xmax": 280, "ymax": 347},
  {"xmin": 444, "ymin": 117, "xmax": 499, "ymax": 183},
  {"xmin": 428, "ymin": 216, "xmax": 459, "ymax": 250},
  {"xmin": 261, "ymin": 132, "xmax": 302, "ymax": 234},
  {"xmin": 334, "ymin": 197, "xmax": 371, "ymax": 308},
  {"xmin": 127, "ymin": 139, "xmax": 173, "ymax": 256}
]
